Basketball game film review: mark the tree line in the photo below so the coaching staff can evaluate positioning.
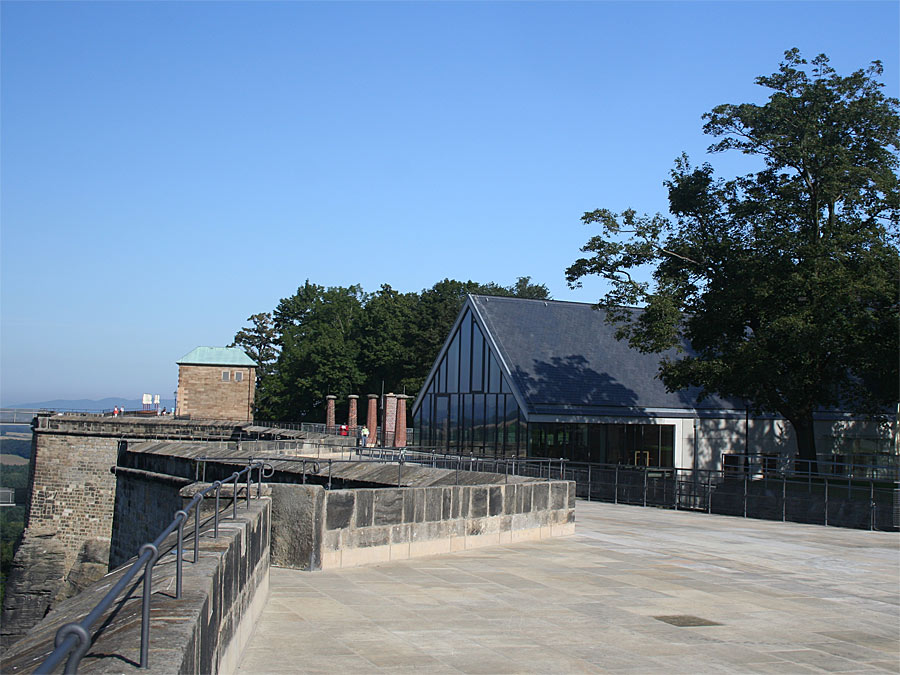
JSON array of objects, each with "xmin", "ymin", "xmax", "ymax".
[{"xmin": 231, "ymin": 277, "xmax": 549, "ymax": 423}]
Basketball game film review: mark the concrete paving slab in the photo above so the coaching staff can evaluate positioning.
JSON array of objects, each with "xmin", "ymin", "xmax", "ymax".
[{"xmin": 238, "ymin": 501, "xmax": 899, "ymax": 674}]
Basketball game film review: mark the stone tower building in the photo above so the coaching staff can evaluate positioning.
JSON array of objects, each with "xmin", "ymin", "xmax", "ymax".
[{"xmin": 175, "ymin": 347, "xmax": 256, "ymax": 421}]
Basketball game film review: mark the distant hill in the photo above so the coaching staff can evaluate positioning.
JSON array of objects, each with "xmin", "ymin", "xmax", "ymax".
[{"xmin": 3, "ymin": 398, "xmax": 176, "ymax": 412}]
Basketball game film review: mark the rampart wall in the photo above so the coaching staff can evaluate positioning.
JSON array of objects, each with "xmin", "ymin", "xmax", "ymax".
[{"xmin": 1, "ymin": 416, "xmax": 249, "ymax": 650}]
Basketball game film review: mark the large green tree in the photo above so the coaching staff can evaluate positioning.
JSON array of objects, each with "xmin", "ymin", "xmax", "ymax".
[{"xmin": 566, "ymin": 50, "xmax": 900, "ymax": 468}]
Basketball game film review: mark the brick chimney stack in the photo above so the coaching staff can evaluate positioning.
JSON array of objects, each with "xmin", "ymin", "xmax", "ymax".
[
  {"xmin": 383, "ymin": 393, "xmax": 398, "ymax": 447},
  {"xmin": 347, "ymin": 395, "xmax": 358, "ymax": 430},
  {"xmin": 325, "ymin": 395, "xmax": 336, "ymax": 432},
  {"xmin": 367, "ymin": 394, "xmax": 378, "ymax": 445},
  {"xmin": 395, "ymin": 395, "xmax": 408, "ymax": 448}
]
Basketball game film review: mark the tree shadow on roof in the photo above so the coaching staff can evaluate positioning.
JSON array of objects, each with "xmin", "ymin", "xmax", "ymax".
[{"xmin": 512, "ymin": 355, "xmax": 640, "ymax": 410}]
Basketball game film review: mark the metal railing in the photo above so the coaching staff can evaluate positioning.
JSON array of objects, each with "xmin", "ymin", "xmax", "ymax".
[
  {"xmin": 358, "ymin": 446, "xmax": 565, "ymax": 482},
  {"xmin": 723, "ymin": 452, "xmax": 899, "ymax": 482},
  {"xmin": 565, "ymin": 461, "xmax": 897, "ymax": 531},
  {"xmin": 36, "ymin": 460, "xmax": 272, "ymax": 674},
  {"xmin": 361, "ymin": 448, "xmax": 898, "ymax": 531}
]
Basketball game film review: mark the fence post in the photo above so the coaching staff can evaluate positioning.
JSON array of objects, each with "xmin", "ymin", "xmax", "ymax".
[
  {"xmin": 643, "ymin": 466, "xmax": 648, "ymax": 507},
  {"xmin": 328, "ymin": 460, "xmax": 333, "ymax": 490},
  {"xmin": 587, "ymin": 464, "xmax": 592, "ymax": 502},
  {"xmin": 743, "ymin": 475, "xmax": 748, "ymax": 518},
  {"xmin": 870, "ymin": 482, "xmax": 875, "ymax": 531},
  {"xmin": 674, "ymin": 470, "xmax": 679, "ymax": 510},
  {"xmin": 614, "ymin": 465, "xmax": 619, "ymax": 504},
  {"xmin": 707, "ymin": 472, "xmax": 712, "ymax": 514},
  {"xmin": 782, "ymin": 475, "xmax": 786, "ymax": 522},
  {"xmin": 824, "ymin": 477, "xmax": 828, "ymax": 527}
]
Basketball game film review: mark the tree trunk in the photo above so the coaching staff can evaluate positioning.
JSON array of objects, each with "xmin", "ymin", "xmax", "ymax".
[{"xmin": 790, "ymin": 413, "xmax": 819, "ymax": 475}]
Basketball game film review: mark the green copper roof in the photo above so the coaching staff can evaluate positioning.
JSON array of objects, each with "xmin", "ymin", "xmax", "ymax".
[{"xmin": 176, "ymin": 346, "xmax": 256, "ymax": 367}]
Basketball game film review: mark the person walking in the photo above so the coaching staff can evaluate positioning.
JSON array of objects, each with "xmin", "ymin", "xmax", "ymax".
[{"xmin": 360, "ymin": 426, "xmax": 370, "ymax": 448}]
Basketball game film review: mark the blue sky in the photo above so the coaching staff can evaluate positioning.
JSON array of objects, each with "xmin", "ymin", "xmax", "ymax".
[{"xmin": 2, "ymin": 1, "xmax": 898, "ymax": 404}]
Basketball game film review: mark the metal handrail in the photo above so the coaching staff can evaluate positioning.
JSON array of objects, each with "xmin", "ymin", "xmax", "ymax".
[{"xmin": 36, "ymin": 460, "xmax": 272, "ymax": 673}]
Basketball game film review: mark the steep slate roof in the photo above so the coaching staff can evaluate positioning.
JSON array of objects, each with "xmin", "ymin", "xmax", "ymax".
[
  {"xmin": 470, "ymin": 295, "xmax": 744, "ymax": 417},
  {"xmin": 176, "ymin": 347, "xmax": 256, "ymax": 367}
]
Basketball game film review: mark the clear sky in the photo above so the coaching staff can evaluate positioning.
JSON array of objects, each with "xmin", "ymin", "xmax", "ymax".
[{"xmin": 2, "ymin": 1, "xmax": 898, "ymax": 404}]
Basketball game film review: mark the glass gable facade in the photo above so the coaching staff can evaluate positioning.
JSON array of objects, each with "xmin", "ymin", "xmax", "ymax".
[
  {"xmin": 414, "ymin": 309, "xmax": 526, "ymax": 456},
  {"xmin": 412, "ymin": 305, "xmax": 676, "ymax": 467}
]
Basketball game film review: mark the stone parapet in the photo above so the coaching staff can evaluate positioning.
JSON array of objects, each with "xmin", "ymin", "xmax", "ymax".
[
  {"xmin": 1, "ymin": 492, "xmax": 271, "ymax": 674},
  {"xmin": 271, "ymin": 479, "xmax": 575, "ymax": 571}
]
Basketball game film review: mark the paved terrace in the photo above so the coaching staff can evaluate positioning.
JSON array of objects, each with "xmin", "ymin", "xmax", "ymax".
[{"xmin": 239, "ymin": 501, "xmax": 899, "ymax": 674}]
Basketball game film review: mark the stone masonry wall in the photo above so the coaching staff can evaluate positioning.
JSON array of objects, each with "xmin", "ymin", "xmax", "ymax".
[
  {"xmin": 271, "ymin": 480, "xmax": 575, "ymax": 571},
  {"xmin": 177, "ymin": 364, "xmax": 255, "ymax": 421},
  {"xmin": 108, "ymin": 467, "xmax": 194, "ymax": 569},
  {"xmin": 1, "ymin": 417, "xmax": 251, "ymax": 653},
  {"xmin": 25, "ymin": 432, "xmax": 120, "ymax": 566}
]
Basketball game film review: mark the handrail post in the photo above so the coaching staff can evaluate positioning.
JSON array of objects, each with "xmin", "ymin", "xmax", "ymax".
[
  {"xmin": 194, "ymin": 495, "xmax": 202, "ymax": 563},
  {"xmin": 138, "ymin": 543, "xmax": 160, "ymax": 669},
  {"xmin": 328, "ymin": 460, "xmax": 333, "ymax": 490},
  {"xmin": 175, "ymin": 511, "xmax": 187, "ymax": 599},
  {"xmin": 214, "ymin": 481, "xmax": 221, "ymax": 537},
  {"xmin": 614, "ymin": 465, "xmax": 619, "ymax": 504},
  {"xmin": 246, "ymin": 464, "xmax": 252, "ymax": 508},
  {"xmin": 257, "ymin": 462, "xmax": 263, "ymax": 498},
  {"xmin": 232, "ymin": 473, "xmax": 239, "ymax": 519}
]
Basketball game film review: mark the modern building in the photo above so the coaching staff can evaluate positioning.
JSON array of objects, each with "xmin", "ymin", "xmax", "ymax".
[
  {"xmin": 175, "ymin": 347, "xmax": 256, "ymax": 421},
  {"xmin": 411, "ymin": 295, "xmax": 896, "ymax": 470}
]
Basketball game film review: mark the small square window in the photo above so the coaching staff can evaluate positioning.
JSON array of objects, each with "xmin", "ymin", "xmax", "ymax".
[
  {"xmin": 234, "ymin": 371, "xmax": 243, "ymax": 382},
  {"xmin": 222, "ymin": 371, "xmax": 230, "ymax": 382}
]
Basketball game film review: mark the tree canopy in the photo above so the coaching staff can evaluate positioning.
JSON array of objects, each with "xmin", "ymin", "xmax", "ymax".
[
  {"xmin": 566, "ymin": 49, "xmax": 900, "ymax": 466},
  {"xmin": 231, "ymin": 276, "xmax": 550, "ymax": 422}
]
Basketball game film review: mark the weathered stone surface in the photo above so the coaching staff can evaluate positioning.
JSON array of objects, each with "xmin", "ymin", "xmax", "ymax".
[
  {"xmin": 551, "ymin": 481, "xmax": 568, "ymax": 511},
  {"xmin": 374, "ymin": 489, "xmax": 403, "ymax": 526},
  {"xmin": 325, "ymin": 491, "xmax": 354, "ymax": 531},
  {"xmin": 354, "ymin": 489, "xmax": 374, "ymax": 528},
  {"xmin": 488, "ymin": 486, "xmax": 503, "ymax": 517},
  {"xmin": 270, "ymin": 484, "xmax": 323, "ymax": 570},
  {"xmin": 58, "ymin": 538, "xmax": 111, "ymax": 603},
  {"xmin": 0, "ymin": 528, "xmax": 67, "ymax": 650},
  {"xmin": 425, "ymin": 487, "xmax": 442, "ymax": 522},
  {"xmin": 504, "ymin": 483, "xmax": 517, "ymax": 513},
  {"xmin": 533, "ymin": 483, "xmax": 549, "ymax": 511},
  {"xmin": 517, "ymin": 483, "xmax": 533, "ymax": 513},
  {"xmin": 441, "ymin": 487, "xmax": 451, "ymax": 520},
  {"xmin": 470, "ymin": 487, "xmax": 488, "ymax": 518}
]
